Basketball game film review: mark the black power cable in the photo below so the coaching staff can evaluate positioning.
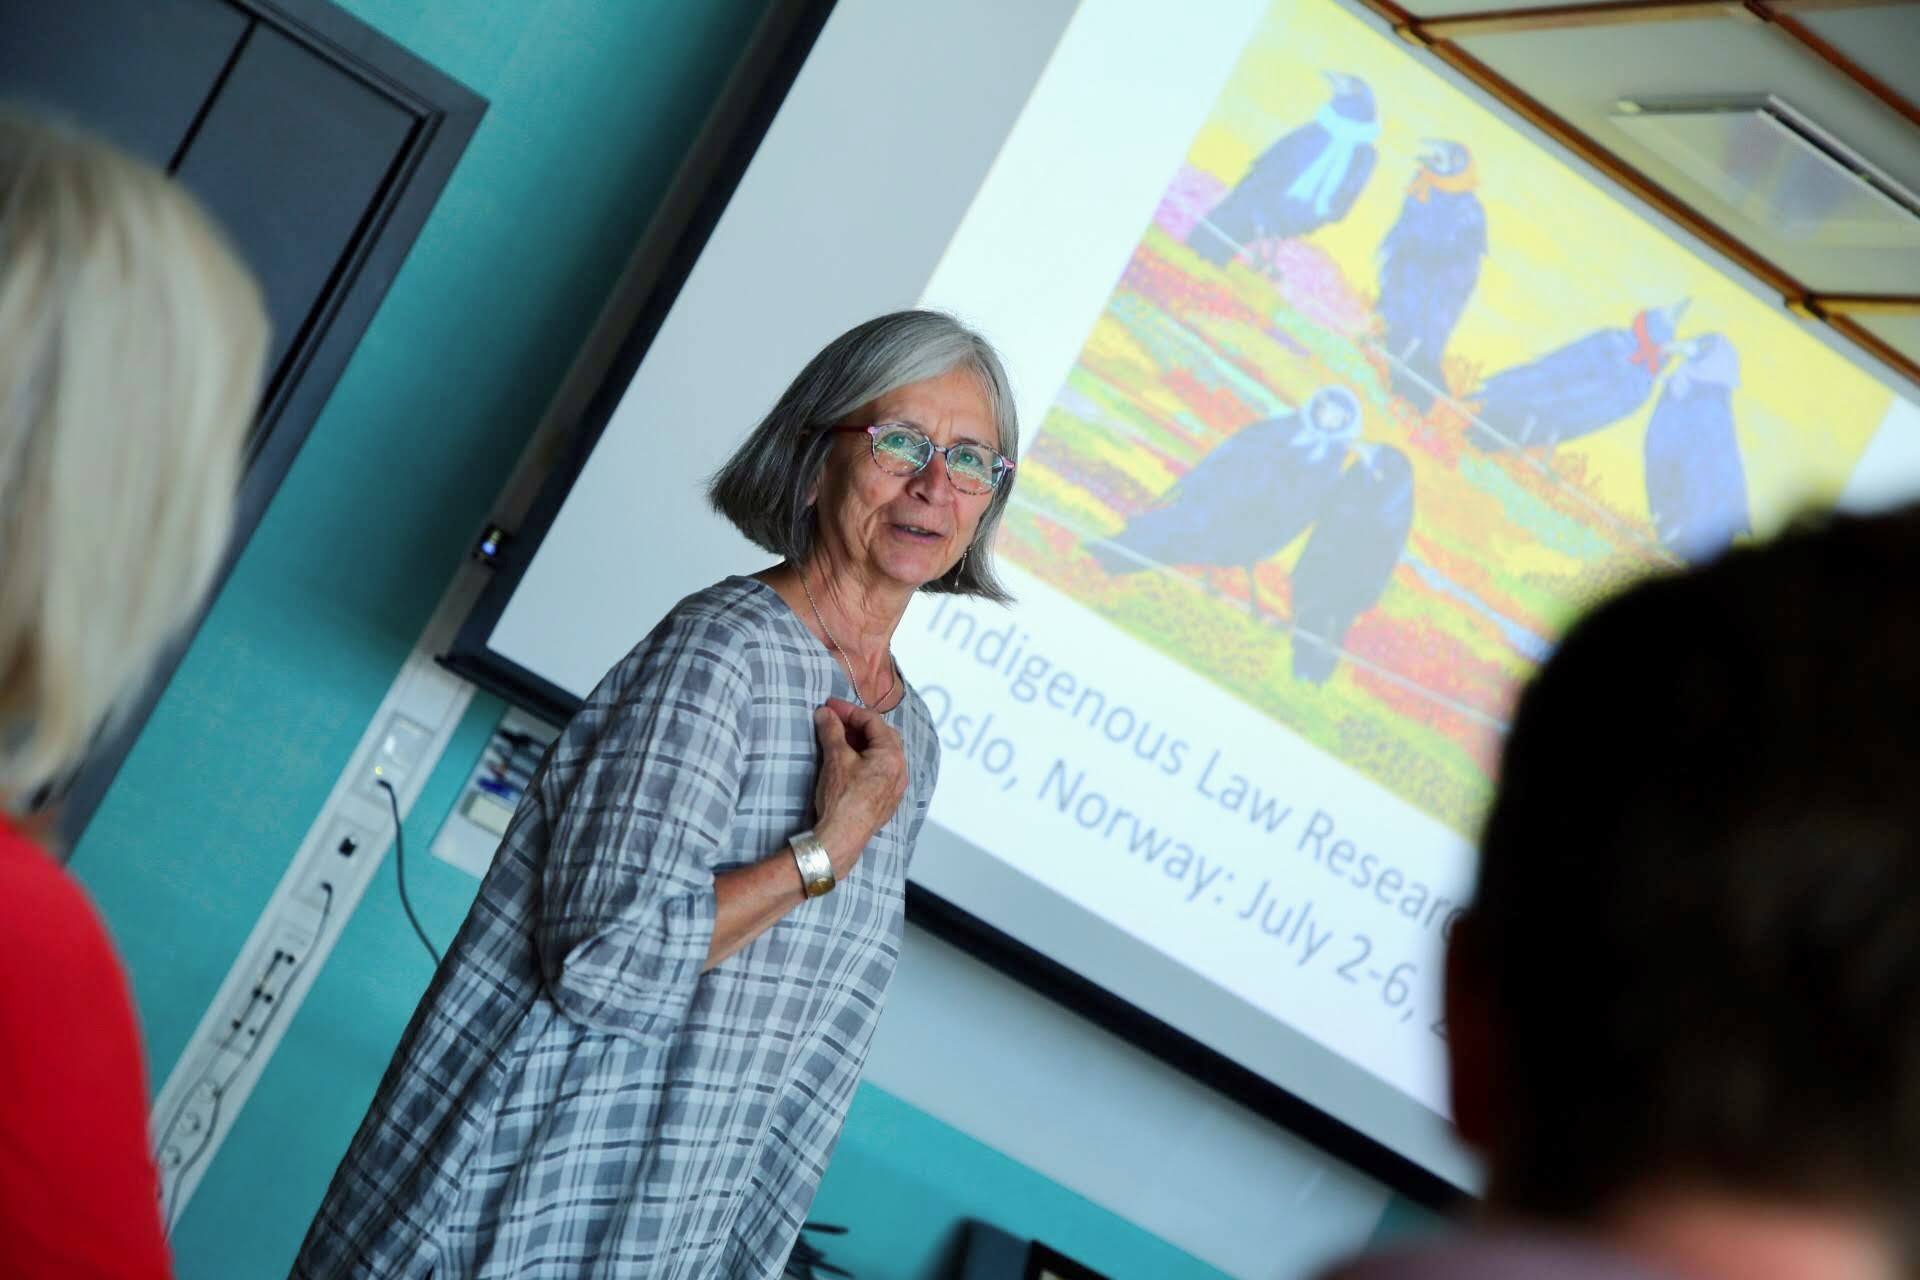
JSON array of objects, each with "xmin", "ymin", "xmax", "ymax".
[{"xmin": 376, "ymin": 778, "xmax": 441, "ymax": 968}]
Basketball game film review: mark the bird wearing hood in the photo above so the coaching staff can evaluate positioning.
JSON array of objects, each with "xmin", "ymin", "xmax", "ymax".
[
  {"xmin": 1642, "ymin": 332, "xmax": 1749, "ymax": 564},
  {"xmin": 1089, "ymin": 386, "xmax": 1365, "ymax": 618},
  {"xmin": 1376, "ymin": 140, "xmax": 1486, "ymax": 412},
  {"xmin": 1288, "ymin": 443, "xmax": 1416, "ymax": 683},
  {"xmin": 1187, "ymin": 72, "xmax": 1379, "ymax": 266},
  {"xmin": 1466, "ymin": 301, "xmax": 1688, "ymax": 450}
]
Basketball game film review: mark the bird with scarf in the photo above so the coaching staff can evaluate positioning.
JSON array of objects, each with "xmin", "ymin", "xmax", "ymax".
[
  {"xmin": 1187, "ymin": 72, "xmax": 1379, "ymax": 266},
  {"xmin": 1089, "ymin": 385, "xmax": 1365, "ymax": 619},
  {"xmin": 1465, "ymin": 301, "xmax": 1688, "ymax": 450},
  {"xmin": 1288, "ymin": 442, "xmax": 1415, "ymax": 683},
  {"xmin": 1642, "ymin": 332, "xmax": 1749, "ymax": 564},
  {"xmin": 1376, "ymin": 139, "xmax": 1487, "ymax": 413}
]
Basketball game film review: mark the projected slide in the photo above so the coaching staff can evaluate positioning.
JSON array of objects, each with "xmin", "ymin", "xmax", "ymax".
[
  {"xmin": 899, "ymin": 0, "xmax": 1906, "ymax": 1119},
  {"xmin": 476, "ymin": 0, "xmax": 1920, "ymax": 1183}
]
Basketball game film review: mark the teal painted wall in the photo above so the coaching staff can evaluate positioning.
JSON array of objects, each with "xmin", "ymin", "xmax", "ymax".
[
  {"xmin": 66, "ymin": 2, "xmax": 1256, "ymax": 1276},
  {"xmin": 812, "ymin": 1086, "xmax": 1230, "ymax": 1279},
  {"xmin": 1366, "ymin": 1195, "xmax": 1446, "ymax": 1249}
]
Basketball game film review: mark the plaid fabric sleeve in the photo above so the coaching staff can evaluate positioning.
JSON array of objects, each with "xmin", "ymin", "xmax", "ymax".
[
  {"xmin": 533, "ymin": 609, "xmax": 755, "ymax": 1044},
  {"xmin": 900, "ymin": 698, "xmax": 940, "ymax": 870}
]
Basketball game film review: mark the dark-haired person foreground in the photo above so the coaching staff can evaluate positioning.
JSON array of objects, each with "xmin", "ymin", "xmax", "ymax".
[
  {"xmin": 1321, "ymin": 508, "xmax": 1920, "ymax": 1280},
  {"xmin": 294, "ymin": 311, "xmax": 1020, "ymax": 1278}
]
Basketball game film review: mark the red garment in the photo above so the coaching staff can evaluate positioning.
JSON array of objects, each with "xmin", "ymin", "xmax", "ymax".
[{"xmin": 0, "ymin": 816, "xmax": 172, "ymax": 1278}]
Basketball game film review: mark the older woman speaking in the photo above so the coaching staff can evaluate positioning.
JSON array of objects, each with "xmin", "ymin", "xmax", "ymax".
[{"xmin": 296, "ymin": 311, "xmax": 1019, "ymax": 1279}]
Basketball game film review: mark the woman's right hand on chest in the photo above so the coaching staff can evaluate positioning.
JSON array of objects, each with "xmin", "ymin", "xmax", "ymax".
[{"xmin": 811, "ymin": 698, "xmax": 909, "ymax": 875}]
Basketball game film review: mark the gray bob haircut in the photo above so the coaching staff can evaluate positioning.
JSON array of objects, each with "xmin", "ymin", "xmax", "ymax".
[{"xmin": 708, "ymin": 310, "xmax": 1020, "ymax": 604}]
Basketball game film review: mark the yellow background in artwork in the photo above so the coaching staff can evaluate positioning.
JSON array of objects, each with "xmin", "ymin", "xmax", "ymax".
[{"xmin": 1188, "ymin": 0, "xmax": 1895, "ymax": 530}]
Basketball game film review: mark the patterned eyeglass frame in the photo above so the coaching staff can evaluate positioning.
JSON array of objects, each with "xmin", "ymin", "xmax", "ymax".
[{"xmin": 829, "ymin": 422, "xmax": 1016, "ymax": 494}]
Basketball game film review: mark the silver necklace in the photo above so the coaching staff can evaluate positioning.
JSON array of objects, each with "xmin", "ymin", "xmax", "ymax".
[{"xmin": 800, "ymin": 571, "xmax": 894, "ymax": 710}]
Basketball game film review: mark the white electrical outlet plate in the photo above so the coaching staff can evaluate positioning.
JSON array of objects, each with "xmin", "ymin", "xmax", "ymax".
[
  {"xmin": 295, "ymin": 818, "xmax": 377, "ymax": 913},
  {"xmin": 358, "ymin": 712, "xmax": 433, "ymax": 807},
  {"xmin": 375, "ymin": 713, "xmax": 434, "ymax": 772}
]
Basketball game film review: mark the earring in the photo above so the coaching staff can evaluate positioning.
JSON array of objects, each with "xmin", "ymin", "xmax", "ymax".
[{"xmin": 957, "ymin": 546, "xmax": 971, "ymax": 577}]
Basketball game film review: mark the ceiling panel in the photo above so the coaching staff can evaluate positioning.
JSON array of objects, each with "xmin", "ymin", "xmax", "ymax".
[
  {"xmin": 1398, "ymin": 0, "xmax": 1588, "ymax": 14},
  {"xmin": 1853, "ymin": 311, "xmax": 1920, "ymax": 372},
  {"xmin": 1612, "ymin": 103, "xmax": 1920, "ymax": 247},
  {"xmin": 1398, "ymin": 0, "xmax": 1759, "ymax": 15},
  {"xmin": 1795, "ymin": 4, "xmax": 1920, "ymax": 107},
  {"xmin": 1454, "ymin": 15, "xmax": 1920, "ymax": 293}
]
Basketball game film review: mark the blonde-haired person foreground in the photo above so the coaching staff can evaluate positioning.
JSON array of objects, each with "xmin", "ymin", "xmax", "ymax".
[{"xmin": 0, "ymin": 112, "xmax": 268, "ymax": 1278}]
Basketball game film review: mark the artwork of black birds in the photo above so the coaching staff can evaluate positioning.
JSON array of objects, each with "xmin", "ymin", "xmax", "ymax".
[
  {"xmin": 1376, "ymin": 140, "xmax": 1486, "ymax": 412},
  {"xmin": 1287, "ymin": 443, "xmax": 1415, "ymax": 683},
  {"xmin": 1642, "ymin": 333, "xmax": 1749, "ymax": 564},
  {"xmin": 1187, "ymin": 71, "xmax": 1379, "ymax": 265},
  {"xmin": 1465, "ymin": 300, "xmax": 1689, "ymax": 450},
  {"xmin": 1089, "ymin": 386, "xmax": 1365, "ymax": 617}
]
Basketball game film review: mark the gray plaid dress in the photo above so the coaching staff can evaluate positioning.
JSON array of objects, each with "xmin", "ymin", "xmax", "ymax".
[{"xmin": 292, "ymin": 577, "xmax": 939, "ymax": 1279}]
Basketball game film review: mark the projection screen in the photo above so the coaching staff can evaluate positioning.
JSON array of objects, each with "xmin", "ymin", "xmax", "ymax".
[{"xmin": 444, "ymin": 0, "xmax": 1920, "ymax": 1197}]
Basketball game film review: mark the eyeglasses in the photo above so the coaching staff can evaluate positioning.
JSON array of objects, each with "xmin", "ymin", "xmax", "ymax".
[{"xmin": 830, "ymin": 422, "xmax": 1015, "ymax": 496}]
